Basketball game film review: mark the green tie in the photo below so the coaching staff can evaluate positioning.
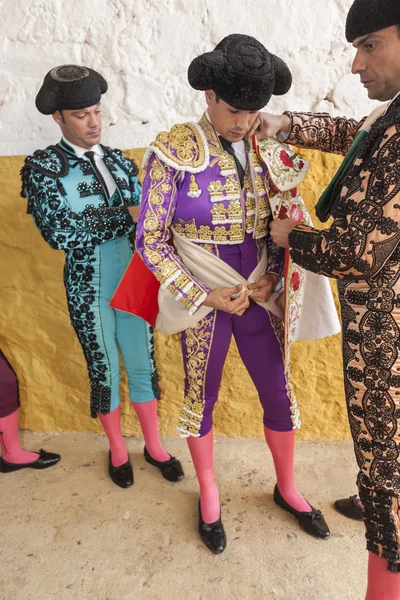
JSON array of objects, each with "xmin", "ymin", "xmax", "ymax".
[{"xmin": 315, "ymin": 129, "xmax": 368, "ymax": 222}]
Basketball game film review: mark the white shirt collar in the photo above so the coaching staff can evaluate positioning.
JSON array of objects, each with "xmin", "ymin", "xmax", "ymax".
[
  {"xmin": 62, "ymin": 137, "xmax": 103, "ymax": 159},
  {"xmin": 387, "ymin": 91, "xmax": 400, "ymax": 110}
]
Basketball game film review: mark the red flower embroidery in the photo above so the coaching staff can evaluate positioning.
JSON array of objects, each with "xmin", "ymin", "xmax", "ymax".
[
  {"xmin": 290, "ymin": 271, "xmax": 301, "ymax": 292},
  {"xmin": 290, "ymin": 187, "xmax": 298, "ymax": 198},
  {"xmin": 280, "ymin": 150, "xmax": 294, "ymax": 168},
  {"xmin": 289, "ymin": 204, "xmax": 304, "ymax": 222},
  {"xmin": 298, "ymin": 160, "xmax": 304, "ymax": 169},
  {"xmin": 278, "ymin": 205, "xmax": 288, "ymax": 219}
]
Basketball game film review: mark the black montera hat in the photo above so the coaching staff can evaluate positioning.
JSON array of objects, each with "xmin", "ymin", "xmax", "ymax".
[
  {"xmin": 188, "ymin": 34, "xmax": 292, "ymax": 111},
  {"xmin": 35, "ymin": 64, "xmax": 108, "ymax": 115},
  {"xmin": 346, "ymin": 0, "xmax": 400, "ymax": 43}
]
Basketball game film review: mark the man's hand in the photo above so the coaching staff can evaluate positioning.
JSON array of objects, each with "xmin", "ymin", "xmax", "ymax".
[
  {"xmin": 270, "ymin": 219, "xmax": 298, "ymax": 248},
  {"xmin": 248, "ymin": 112, "xmax": 291, "ymax": 140},
  {"xmin": 202, "ymin": 285, "xmax": 250, "ymax": 316},
  {"xmin": 128, "ymin": 205, "xmax": 141, "ymax": 223},
  {"xmin": 248, "ymin": 274, "xmax": 278, "ymax": 303}
]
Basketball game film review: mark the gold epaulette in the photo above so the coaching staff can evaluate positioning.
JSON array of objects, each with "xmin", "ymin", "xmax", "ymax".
[{"xmin": 143, "ymin": 122, "xmax": 209, "ymax": 173}]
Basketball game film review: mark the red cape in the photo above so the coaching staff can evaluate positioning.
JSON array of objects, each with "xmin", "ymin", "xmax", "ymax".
[{"xmin": 109, "ymin": 252, "xmax": 160, "ymax": 328}]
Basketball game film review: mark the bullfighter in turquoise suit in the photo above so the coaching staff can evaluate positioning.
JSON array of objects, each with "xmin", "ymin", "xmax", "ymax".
[{"xmin": 21, "ymin": 64, "xmax": 184, "ymax": 488}]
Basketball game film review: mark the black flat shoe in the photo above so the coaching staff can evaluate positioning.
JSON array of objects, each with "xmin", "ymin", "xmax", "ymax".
[
  {"xmin": 334, "ymin": 495, "xmax": 363, "ymax": 521},
  {"xmin": 0, "ymin": 449, "xmax": 60, "ymax": 473},
  {"xmin": 108, "ymin": 451, "xmax": 134, "ymax": 488},
  {"xmin": 273, "ymin": 485, "xmax": 330, "ymax": 539},
  {"xmin": 198, "ymin": 501, "xmax": 227, "ymax": 554},
  {"xmin": 144, "ymin": 446, "xmax": 184, "ymax": 482}
]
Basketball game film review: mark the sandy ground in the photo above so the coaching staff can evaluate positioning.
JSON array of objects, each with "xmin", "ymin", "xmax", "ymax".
[{"xmin": 0, "ymin": 433, "xmax": 366, "ymax": 600}]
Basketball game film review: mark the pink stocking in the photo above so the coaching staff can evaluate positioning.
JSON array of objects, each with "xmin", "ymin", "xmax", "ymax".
[
  {"xmin": 98, "ymin": 406, "xmax": 128, "ymax": 467},
  {"xmin": 365, "ymin": 552, "xmax": 400, "ymax": 599},
  {"xmin": 264, "ymin": 427, "xmax": 311, "ymax": 512},
  {"xmin": 187, "ymin": 429, "xmax": 220, "ymax": 524},
  {"xmin": 0, "ymin": 410, "xmax": 39, "ymax": 464},
  {"xmin": 133, "ymin": 399, "xmax": 169, "ymax": 462}
]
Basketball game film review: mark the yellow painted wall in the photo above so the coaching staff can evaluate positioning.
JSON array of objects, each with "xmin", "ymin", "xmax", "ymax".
[{"xmin": 0, "ymin": 148, "xmax": 347, "ymax": 440}]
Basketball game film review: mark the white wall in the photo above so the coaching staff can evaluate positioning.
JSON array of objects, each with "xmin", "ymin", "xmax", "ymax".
[{"xmin": 0, "ymin": 0, "xmax": 378, "ymax": 156}]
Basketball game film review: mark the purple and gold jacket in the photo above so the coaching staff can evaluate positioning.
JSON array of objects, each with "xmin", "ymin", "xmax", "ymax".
[{"xmin": 136, "ymin": 113, "xmax": 284, "ymax": 315}]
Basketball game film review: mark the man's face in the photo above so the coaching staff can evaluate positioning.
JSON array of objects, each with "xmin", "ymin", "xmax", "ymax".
[
  {"xmin": 352, "ymin": 26, "xmax": 400, "ymax": 101},
  {"xmin": 205, "ymin": 91, "xmax": 259, "ymax": 142},
  {"xmin": 52, "ymin": 103, "xmax": 102, "ymax": 148}
]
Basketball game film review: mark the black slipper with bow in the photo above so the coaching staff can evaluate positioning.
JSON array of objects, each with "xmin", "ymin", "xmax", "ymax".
[
  {"xmin": 0, "ymin": 449, "xmax": 60, "ymax": 473},
  {"xmin": 108, "ymin": 451, "xmax": 134, "ymax": 488},
  {"xmin": 273, "ymin": 485, "xmax": 330, "ymax": 539},
  {"xmin": 334, "ymin": 495, "xmax": 363, "ymax": 521},
  {"xmin": 198, "ymin": 501, "xmax": 227, "ymax": 554},
  {"xmin": 144, "ymin": 446, "xmax": 184, "ymax": 482}
]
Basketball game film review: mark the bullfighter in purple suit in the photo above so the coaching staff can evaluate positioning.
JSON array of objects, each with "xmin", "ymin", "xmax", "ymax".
[{"xmin": 136, "ymin": 34, "xmax": 329, "ymax": 553}]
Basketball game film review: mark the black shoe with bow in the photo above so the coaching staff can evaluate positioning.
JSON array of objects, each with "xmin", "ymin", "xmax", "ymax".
[
  {"xmin": 144, "ymin": 446, "xmax": 184, "ymax": 482},
  {"xmin": 198, "ymin": 501, "xmax": 227, "ymax": 554},
  {"xmin": 273, "ymin": 485, "xmax": 330, "ymax": 539},
  {"xmin": 334, "ymin": 495, "xmax": 363, "ymax": 521},
  {"xmin": 0, "ymin": 449, "xmax": 60, "ymax": 473},
  {"xmin": 108, "ymin": 451, "xmax": 134, "ymax": 488}
]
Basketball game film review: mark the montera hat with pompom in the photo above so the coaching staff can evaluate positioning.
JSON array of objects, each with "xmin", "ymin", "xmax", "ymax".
[
  {"xmin": 188, "ymin": 34, "xmax": 292, "ymax": 111},
  {"xmin": 35, "ymin": 64, "xmax": 108, "ymax": 115}
]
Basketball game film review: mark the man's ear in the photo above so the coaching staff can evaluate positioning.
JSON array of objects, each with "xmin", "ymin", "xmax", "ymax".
[
  {"xmin": 205, "ymin": 90, "xmax": 214, "ymax": 106},
  {"xmin": 52, "ymin": 110, "xmax": 62, "ymax": 126}
]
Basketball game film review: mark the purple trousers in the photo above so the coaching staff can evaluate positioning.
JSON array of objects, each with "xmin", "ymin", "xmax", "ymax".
[
  {"xmin": 177, "ymin": 237, "xmax": 292, "ymax": 438},
  {"xmin": 0, "ymin": 349, "xmax": 19, "ymax": 418}
]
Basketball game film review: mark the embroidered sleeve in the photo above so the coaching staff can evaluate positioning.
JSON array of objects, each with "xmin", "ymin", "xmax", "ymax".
[
  {"xmin": 25, "ymin": 169, "xmax": 134, "ymax": 251},
  {"xmin": 266, "ymin": 234, "xmax": 285, "ymax": 278},
  {"xmin": 288, "ymin": 124, "xmax": 400, "ymax": 280},
  {"xmin": 285, "ymin": 112, "xmax": 361, "ymax": 156},
  {"xmin": 136, "ymin": 154, "xmax": 211, "ymax": 315}
]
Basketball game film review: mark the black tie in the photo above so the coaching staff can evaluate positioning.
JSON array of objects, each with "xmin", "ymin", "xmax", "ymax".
[
  {"xmin": 84, "ymin": 151, "xmax": 110, "ymax": 202},
  {"xmin": 219, "ymin": 137, "xmax": 245, "ymax": 187}
]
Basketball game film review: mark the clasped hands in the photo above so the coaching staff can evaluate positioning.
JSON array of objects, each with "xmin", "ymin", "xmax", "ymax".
[{"xmin": 202, "ymin": 273, "xmax": 279, "ymax": 316}]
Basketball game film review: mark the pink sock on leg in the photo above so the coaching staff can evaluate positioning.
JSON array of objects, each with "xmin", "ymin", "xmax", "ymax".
[
  {"xmin": 0, "ymin": 410, "xmax": 39, "ymax": 464},
  {"xmin": 187, "ymin": 429, "xmax": 220, "ymax": 524},
  {"xmin": 365, "ymin": 552, "xmax": 400, "ymax": 600},
  {"xmin": 264, "ymin": 426, "xmax": 311, "ymax": 513},
  {"xmin": 133, "ymin": 399, "xmax": 169, "ymax": 462},
  {"xmin": 98, "ymin": 406, "xmax": 128, "ymax": 467}
]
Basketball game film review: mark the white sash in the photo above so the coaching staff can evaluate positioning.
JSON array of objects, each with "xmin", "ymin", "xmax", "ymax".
[{"xmin": 155, "ymin": 228, "xmax": 283, "ymax": 334}]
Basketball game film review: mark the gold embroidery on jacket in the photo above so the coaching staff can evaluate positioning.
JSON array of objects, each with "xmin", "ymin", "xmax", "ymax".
[
  {"xmin": 218, "ymin": 152, "xmax": 236, "ymax": 176},
  {"xmin": 174, "ymin": 219, "xmax": 245, "ymax": 244},
  {"xmin": 210, "ymin": 200, "xmax": 242, "ymax": 225},
  {"xmin": 142, "ymin": 155, "xmax": 208, "ymax": 311},
  {"xmin": 152, "ymin": 123, "xmax": 206, "ymax": 169},
  {"xmin": 187, "ymin": 173, "xmax": 202, "ymax": 198}
]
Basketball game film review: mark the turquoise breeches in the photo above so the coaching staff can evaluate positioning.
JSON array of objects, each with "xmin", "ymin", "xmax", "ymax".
[{"xmin": 65, "ymin": 236, "xmax": 159, "ymax": 417}]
